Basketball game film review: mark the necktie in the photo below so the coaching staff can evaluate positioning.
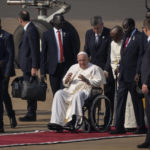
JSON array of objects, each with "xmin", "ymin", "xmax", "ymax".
[
  {"xmin": 123, "ymin": 37, "xmax": 129, "ymax": 50},
  {"xmin": 95, "ymin": 34, "xmax": 99, "ymax": 47},
  {"xmin": 57, "ymin": 30, "xmax": 63, "ymax": 63}
]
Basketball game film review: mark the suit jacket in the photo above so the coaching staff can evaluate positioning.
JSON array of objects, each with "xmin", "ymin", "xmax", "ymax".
[
  {"xmin": 40, "ymin": 28, "xmax": 78, "ymax": 75},
  {"xmin": 84, "ymin": 27, "xmax": 114, "ymax": 82},
  {"xmin": 119, "ymin": 29, "xmax": 142, "ymax": 82},
  {"xmin": 0, "ymin": 29, "xmax": 15, "ymax": 77},
  {"xmin": 18, "ymin": 22, "xmax": 40, "ymax": 73},
  {"xmin": 141, "ymin": 31, "xmax": 148, "ymax": 53},
  {"xmin": 141, "ymin": 41, "xmax": 150, "ymax": 85},
  {"xmin": 84, "ymin": 27, "xmax": 111, "ymax": 71}
]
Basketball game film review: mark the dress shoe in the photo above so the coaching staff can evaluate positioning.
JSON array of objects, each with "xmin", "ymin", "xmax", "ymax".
[
  {"xmin": 105, "ymin": 126, "xmax": 111, "ymax": 131},
  {"xmin": 19, "ymin": 115, "xmax": 36, "ymax": 121},
  {"xmin": 10, "ymin": 117, "xmax": 17, "ymax": 128},
  {"xmin": 125, "ymin": 128, "xmax": 136, "ymax": 132},
  {"xmin": 137, "ymin": 142, "xmax": 150, "ymax": 148},
  {"xmin": 109, "ymin": 128, "xmax": 126, "ymax": 134},
  {"xmin": 47, "ymin": 123, "xmax": 63, "ymax": 132},
  {"xmin": 134, "ymin": 128, "xmax": 147, "ymax": 134},
  {"xmin": 99, "ymin": 125, "xmax": 111, "ymax": 131},
  {"xmin": 64, "ymin": 115, "xmax": 76, "ymax": 129},
  {"xmin": 0, "ymin": 128, "xmax": 4, "ymax": 133}
]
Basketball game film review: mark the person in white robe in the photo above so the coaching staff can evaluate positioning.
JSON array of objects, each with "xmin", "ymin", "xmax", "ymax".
[
  {"xmin": 110, "ymin": 26, "xmax": 137, "ymax": 129},
  {"xmin": 49, "ymin": 51, "xmax": 106, "ymax": 126}
]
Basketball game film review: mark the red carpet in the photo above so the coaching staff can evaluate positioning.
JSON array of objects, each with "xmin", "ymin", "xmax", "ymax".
[{"xmin": 0, "ymin": 130, "xmax": 143, "ymax": 148}]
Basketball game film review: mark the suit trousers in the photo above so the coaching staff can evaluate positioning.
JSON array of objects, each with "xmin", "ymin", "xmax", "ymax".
[
  {"xmin": 0, "ymin": 73, "xmax": 4, "ymax": 128},
  {"xmin": 143, "ymin": 93, "xmax": 150, "ymax": 143},
  {"xmin": 49, "ymin": 63, "xmax": 67, "ymax": 95},
  {"xmin": 104, "ymin": 78, "xmax": 115, "ymax": 126},
  {"xmin": 23, "ymin": 72, "xmax": 37, "ymax": 116},
  {"xmin": 115, "ymin": 80, "xmax": 145, "ymax": 130},
  {"xmin": 2, "ymin": 78, "xmax": 15, "ymax": 118},
  {"xmin": 145, "ymin": 93, "xmax": 150, "ymax": 133}
]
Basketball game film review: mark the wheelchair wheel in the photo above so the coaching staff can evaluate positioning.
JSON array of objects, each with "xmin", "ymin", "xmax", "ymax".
[{"xmin": 90, "ymin": 95, "xmax": 112, "ymax": 132}]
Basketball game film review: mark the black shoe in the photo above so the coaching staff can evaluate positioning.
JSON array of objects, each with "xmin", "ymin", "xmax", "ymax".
[
  {"xmin": 0, "ymin": 128, "xmax": 4, "ymax": 133},
  {"xmin": 64, "ymin": 115, "xmax": 76, "ymax": 129},
  {"xmin": 125, "ymin": 128, "xmax": 136, "ymax": 132},
  {"xmin": 109, "ymin": 128, "xmax": 126, "ymax": 134},
  {"xmin": 137, "ymin": 142, "xmax": 150, "ymax": 148},
  {"xmin": 10, "ymin": 117, "xmax": 17, "ymax": 128},
  {"xmin": 19, "ymin": 115, "xmax": 36, "ymax": 121},
  {"xmin": 105, "ymin": 126, "xmax": 111, "ymax": 131},
  {"xmin": 65, "ymin": 120, "xmax": 75, "ymax": 127},
  {"xmin": 47, "ymin": 123, "xmax": 63, "ymax": 132},
  {"xmin": 134, "ymin": 128, "xmax": 147, "ymax": 134},
  {"xmin": 99, "ymin": 125, "xmax": 111, "ymax": 131}
]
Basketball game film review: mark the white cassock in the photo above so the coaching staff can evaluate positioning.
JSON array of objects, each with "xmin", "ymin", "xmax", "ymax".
[
  {"xmin": 110, "ymin": 40, "xmax": 122, "ymax": 78},
  {"xmin": 50, "ymin": 63, "xmax": 106, "ymax": 126}
]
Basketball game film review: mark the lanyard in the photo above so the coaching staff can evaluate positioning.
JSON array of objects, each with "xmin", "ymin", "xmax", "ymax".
[{"xmin": 125, "ymin": 28, "xmax": 136, "ymax": 47}]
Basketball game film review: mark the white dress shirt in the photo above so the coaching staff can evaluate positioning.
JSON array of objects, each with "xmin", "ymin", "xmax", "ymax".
[
  {"xmin": 24, "ymin": 21, "xmax": 31, "ymax": 31},
  {"xmin": 148, "ymin": 36, "xmax": 150, "ymax": 42},
  {"xmin": 94, "ymin": 27, "xmax": 103, "ymax": 44}
]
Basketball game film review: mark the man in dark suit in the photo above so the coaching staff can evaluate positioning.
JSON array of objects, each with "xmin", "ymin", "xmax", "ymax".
[
  {"xmin": 110, "ymin": 18, "xmax": 146, "ymax": 134},
  {"xmin": 0, "ymin": 76, "xmax": 3, "ymax": 132},
  {"xmin": 18, "ymin": 10, "xmax": 40, "ymax": 121},
  {"xmin": 0, "ymin": 18, "xmax": 17, "ymax": 128},
  {"xmin": 0, "ymin": 19, "xmax": 9, "ymax": 133},
  {"xmin": 40, "ymin": 14, "xmax": 79, "ymax": 95},
  {"xmin": 140, "ymin": 11, "xmax": 150, "ymax": 56},
  {"xmin": 84, "ymin": 16, "xmax": 115, "ymax": 128},
  {"xmin": 137, "ymin": 18, "xmax": 150, "ymax": 148}
]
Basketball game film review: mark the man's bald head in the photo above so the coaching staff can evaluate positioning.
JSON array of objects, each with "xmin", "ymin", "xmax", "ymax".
[
  {"xmin": 18, "ymin": 10, "xmax": 30, "ymax": 22},
  {"xmin": 18, "ymin": 10, "xmax": 30, "ymax": 27},
  {"xmin": 122, "ymin": 18, "xmax": 135, "ymax": 36},
  {"xmin": 110, "ymin": 25, "xmax": 123, "ymax": 43},
  {"xmin": 52, "ymin": 14, "xmax": 65, "ymax": 29}
]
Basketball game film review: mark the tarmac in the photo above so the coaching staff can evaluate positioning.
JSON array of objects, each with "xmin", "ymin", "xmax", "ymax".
[
  {"xmin": 0, "ymin": 0, "xmax": 148, "ymax": 149},
  {"xmin": 0, "ymin": 19, "xmax": 145, "ymax": 150}
]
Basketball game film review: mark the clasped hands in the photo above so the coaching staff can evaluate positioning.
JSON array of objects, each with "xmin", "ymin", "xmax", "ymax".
[{"xmin": 65, "ymin": 72, "xmax": 89, "ymax": 84}]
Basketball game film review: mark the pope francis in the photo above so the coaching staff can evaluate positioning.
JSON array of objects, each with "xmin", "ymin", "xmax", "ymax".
[{"xmin": 49, "ymin": 51, "xmax": 106, "ymax": 127}]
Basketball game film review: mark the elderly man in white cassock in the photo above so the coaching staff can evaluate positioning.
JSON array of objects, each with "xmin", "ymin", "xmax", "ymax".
[{"xmin": 48, "ymin": 51, "xmax": 106, "ymax": 130}]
